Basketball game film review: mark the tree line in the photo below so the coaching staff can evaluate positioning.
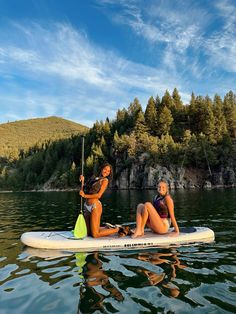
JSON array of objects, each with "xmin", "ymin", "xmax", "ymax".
[{"xmin": 0, "ymin": 89, "xmax": 235, "ymax": 190}]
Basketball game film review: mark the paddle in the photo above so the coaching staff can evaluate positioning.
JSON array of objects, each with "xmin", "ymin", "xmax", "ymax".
[{"xmin": 74, "ymin": 135, "xmax": 87, "ymax": 239}]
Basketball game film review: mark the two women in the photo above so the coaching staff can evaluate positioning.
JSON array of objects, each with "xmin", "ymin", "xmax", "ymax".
[{"xmin": 80, "ymin": 163, "xmax": 178, "ymax": 238}]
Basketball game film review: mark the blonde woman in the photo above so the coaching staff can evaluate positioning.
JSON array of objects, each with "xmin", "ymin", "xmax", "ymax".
[{"xmin": 132, "ymin": 180, "xmax": 179, "ymax": 238}]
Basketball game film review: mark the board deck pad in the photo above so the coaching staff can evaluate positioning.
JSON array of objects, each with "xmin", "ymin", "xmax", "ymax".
[{"xmin": 20, "ymin": 227, "xmax": 215, "ymax": 251}]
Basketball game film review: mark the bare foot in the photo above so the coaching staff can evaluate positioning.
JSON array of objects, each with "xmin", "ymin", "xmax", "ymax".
[{"xmin": 131, "ymin": 229, "xmax": 144, "ymax": 238}]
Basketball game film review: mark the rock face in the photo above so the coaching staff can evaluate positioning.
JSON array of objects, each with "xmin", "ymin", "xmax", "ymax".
[{"xmin": 113, "ymin": 162, "xmax": 236, "ymax": 189}]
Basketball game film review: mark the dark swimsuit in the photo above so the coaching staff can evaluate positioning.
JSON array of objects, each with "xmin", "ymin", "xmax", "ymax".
[
  {"xmin": 83, "ymin": 176, "xmax": 103, "ymax": 213},
  {"xmin": 83, "ymin": 176, "xmax": 103, "ymax": 194},
  {"xmin": 153, "ymin": 194, "xmax": 169, "ymax": 218},
  {"xmin": 153, "ymin": 194, "xmax": 171, "ymax": 228}
]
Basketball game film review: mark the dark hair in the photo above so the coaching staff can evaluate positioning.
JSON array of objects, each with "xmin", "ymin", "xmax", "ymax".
[{"xmin": 99, "ymin": 162, "xmax": 113, "ymax": 180}]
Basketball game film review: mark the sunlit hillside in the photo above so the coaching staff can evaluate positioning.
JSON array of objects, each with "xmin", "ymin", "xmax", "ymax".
[{"xmin": 0, "ymin": 116, "xmax": 88, "ymax": 160}]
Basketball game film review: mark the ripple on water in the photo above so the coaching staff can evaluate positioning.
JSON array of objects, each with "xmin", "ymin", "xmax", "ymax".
[
  {"xmin": 1, "ymin": 190, "xmax": 236, "ymax": 314},
  {"xmin": 216, "ymin": 264, "xmax": 236, "ymax": 275},
  {"xmin": 187, "ymin": 282, "xmax": 236, "ymax": 313},
  {"xmin": 0, "ymin": 264, "xmax": 19, "ymax": 283}
]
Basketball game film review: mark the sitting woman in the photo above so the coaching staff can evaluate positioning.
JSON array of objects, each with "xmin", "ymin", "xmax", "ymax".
[
  {"xmin": 132, "ymin": 180, "xmax": 179, "ymax": 238},
  {"xmin": 79, "ymin": 163, "xmax": 119, "ymax": 238}
]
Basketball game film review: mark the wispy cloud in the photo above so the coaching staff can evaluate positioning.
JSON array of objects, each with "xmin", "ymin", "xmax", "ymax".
[
  {"xmin": 0, "ymin": 0, "xmax": 235, "ymax": 127},
  {"xmin": 97, "ymin": 0, "xmax": 204, "ymax": 52},
  {"xmin": 96, "ymin": 0, "xmax": 236, "ymax": 79},
  {"xmin": 0, "ymin": 21, "xmax": 186, "ymax": 125},
  {"xmin": 204, "ymin": 0, "xmax": 236, "ymax": 72}
]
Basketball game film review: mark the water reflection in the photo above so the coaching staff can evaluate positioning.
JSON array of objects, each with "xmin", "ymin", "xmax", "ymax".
[
  {"xmin": 135, "ymin": 251, "xmax": 186, "ymax": 298},
  {"xmin": 78, "ymin": 252, "xmax": 124, "ymax": 313},
  {"xmin": 1, "ymin": 190, "xmax": 236, "ymax": 313},
  {"xmin": 3, "ymin": 242, "xmax": 235, "ymax": 314},
  {"xmin": 22, "ymin": 248, "xmax": 185, "ymax": 313},
  {"xmin": 76, "ymin": 249, "xmax": 190, "ymax": 313}
]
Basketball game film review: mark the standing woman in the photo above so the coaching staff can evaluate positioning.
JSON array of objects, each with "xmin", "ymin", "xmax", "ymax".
[
  {"xmin": 132, "ymin": 180, "xmax": 179, "ymax": 238},
  {"xmin": 79, "ymin": 163, "xmax": 119, "ymax": 238}
]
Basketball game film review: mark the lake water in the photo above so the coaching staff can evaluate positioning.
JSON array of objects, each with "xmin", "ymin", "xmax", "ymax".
[{"xmin": 0, "ymin": 189, "xmax": 236, "ymax": 314}]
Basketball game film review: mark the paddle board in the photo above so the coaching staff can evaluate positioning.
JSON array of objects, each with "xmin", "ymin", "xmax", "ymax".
[{"xmin": 20, "ymin": 227, "xmax": 214, "ymax": 251}]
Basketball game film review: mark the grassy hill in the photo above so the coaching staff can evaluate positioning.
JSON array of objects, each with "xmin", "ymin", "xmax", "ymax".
[{"xmin": 0, "ymin": 116, "xmax": 88, "ymax": 161}]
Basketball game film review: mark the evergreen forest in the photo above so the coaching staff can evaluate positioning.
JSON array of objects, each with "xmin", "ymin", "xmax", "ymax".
[{"xmin": 0, "ymin": 89, "xmax": 235, "ymax": 190}]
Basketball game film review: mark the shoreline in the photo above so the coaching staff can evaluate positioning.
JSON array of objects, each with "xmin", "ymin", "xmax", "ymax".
[{"xmin": 0, "ymin": 184, "xmax": 235, "ymax": 193}]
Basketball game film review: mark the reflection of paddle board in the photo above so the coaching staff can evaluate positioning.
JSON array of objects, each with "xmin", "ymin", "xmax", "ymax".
[
  {"xmin": 21, "ymin": 227, "xmax": 214, "ymax": 251},
  {"xmin": 22, "ymin": 247, "xmax": 74, "ymax": 260}
]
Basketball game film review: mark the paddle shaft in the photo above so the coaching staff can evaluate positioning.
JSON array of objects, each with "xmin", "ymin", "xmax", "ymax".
[{"xmin": 80, "ymin": 135, "xmax": 85, "ymax": 213}]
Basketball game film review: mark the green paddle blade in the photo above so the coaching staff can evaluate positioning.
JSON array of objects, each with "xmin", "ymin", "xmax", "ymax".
[
  {"xmin": 74, "ymin": 213, "xmax": 87, "ymax": 239},
  {"xmin": 75, "ymin": 252, "xmax": 87, "ymax": 279},
  {"xmin": 75, "ymin": 252, "xmax": 87, "ymax": 268}
]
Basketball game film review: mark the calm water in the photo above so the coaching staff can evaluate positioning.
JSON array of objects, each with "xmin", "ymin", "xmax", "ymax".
[{"xmin": 0, "ymin": 189, "xmax": 236, "ymax": 314}]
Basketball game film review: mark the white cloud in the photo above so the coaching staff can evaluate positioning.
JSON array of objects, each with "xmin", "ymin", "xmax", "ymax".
[
  {"xmin": 95, "ymin": 0, "xmax": 236, "ymax": 92},
  {"xmin": 0, "ymin": 21, "xmax": 187, "ymax": 125},
  {"xmin": 0, "ymin": 7, "xmax": 235, "ymax": 128},
  {"xmin": 203, "ymin": 0, "xmax": 236, "ymax": 73},
  {"xmin": 97, "ymin": 0, "xmax": 203, "ymax": 52}
]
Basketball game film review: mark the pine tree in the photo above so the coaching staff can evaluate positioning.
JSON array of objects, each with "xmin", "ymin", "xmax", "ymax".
[
  {"xmin": 144, "ymin": 96, "xmax": 158, "ymax": 135},
  {"xmin": 213, "ymin": 94, "xmax": 227, "ymax": 142},
  {"xmin": 128, "ymin": 98, "xmax": 142, "ymax": 117},
  {"xmin": 202, "ymin": 96, "xmax": 215, "ymax": 143},
  {"xmin": 189, "ymin": 95, "xmax": 204, "ymax": 135},
  {"xmin": 158, "ymin": 107, "xmax": 174, "ymax": 135},
  {"xmin": 91, "ymin": 143, "xmax": 104, "ymax": 160},
  {"xmin": 103, "ymin": 118, "xmax": 111, "ymax": 136},
  {"xmin": 161, "ymin": 90, "xmax": 174, "ymax": 110},
  {"xmin": 155, "ymin": 95, "xmax": 161, "ymax": 109},
  {"xmin": 115, "ymin": 108, "xmax": 128, "ymax": 134},
  {"xmin": 134, "ymin": 110, "xmax": 148, "ymax": 136},
  {"xmin": 170, "ymin": 88, "xmax": 186, "ymax": 140},
  {"xmin": 172, "ymin": 88, "xmax": 183, "ymax": 109},
  {"xmin": 223, "ymin": 91, "xmax": 236, "ymax": 138},
  {"xmin": 86, "ymin": 155, "xmax": 94, "ymax": 171},
  {"xmin": 127, "ymin": 98, "xmax": 143, "ymax": 132},
  {"xmin": 190, "ymin": 92, "xmax": 196, "ymax": 106}
]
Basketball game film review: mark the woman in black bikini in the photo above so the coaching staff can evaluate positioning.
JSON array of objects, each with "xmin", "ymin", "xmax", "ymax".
[
  {"xmin": 79, "ymin": 163, "xmax": 119, "ymax": 238},
  {"xmin": 132, "ymin": 180, "xmax": 179, "ymax": 238}
]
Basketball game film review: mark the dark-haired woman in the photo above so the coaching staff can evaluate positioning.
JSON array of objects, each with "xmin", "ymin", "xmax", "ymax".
[{"xmin": 79, "ymin": 163, "xmax": 119, "ymax": 238}]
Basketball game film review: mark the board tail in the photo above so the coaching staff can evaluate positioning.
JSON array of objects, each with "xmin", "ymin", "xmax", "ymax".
[{"xmin": 74, "ymin": 213, "xmax": 87, "ymax": 239}]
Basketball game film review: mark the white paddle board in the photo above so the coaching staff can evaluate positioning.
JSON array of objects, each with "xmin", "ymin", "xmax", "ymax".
[{"xmin": 20, "ymin": 227, "xmax": 214, "ymax": 251}]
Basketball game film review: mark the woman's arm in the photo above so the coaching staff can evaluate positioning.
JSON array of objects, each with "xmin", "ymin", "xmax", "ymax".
[
  {"xmin": 166, "ymin": 195, "xmax": 179, "ymax": 234},
  {"xmin": 79, "ymin": 178, "xmax": 108, "ymax": 199}
]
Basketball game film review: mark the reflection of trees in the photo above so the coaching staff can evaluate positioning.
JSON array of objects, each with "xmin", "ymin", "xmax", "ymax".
[{"xmin": 78, "ymin": 253, "xmax": 124, "ymax": 314}]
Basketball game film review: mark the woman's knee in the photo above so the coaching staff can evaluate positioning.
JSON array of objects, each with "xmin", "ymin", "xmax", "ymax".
[
  {"xmin": 137, "ymin": 203, "xmax": 144, "ymax": 208},
  {"xmin": 144, "ymin": 202, "xmax": 153, "ymax": 209},
  {"xmin": 91, "ymin": 230, "xmax": 100, "ymax": 238},
  {"xmin": 137, "ymin": 203, "xmax": 144, "ymax": 211}
]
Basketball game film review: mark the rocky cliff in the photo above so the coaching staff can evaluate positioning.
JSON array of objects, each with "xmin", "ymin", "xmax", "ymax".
[{"xmin": 114, "ymin": 162, "xmax": 236, "ymax": 190}]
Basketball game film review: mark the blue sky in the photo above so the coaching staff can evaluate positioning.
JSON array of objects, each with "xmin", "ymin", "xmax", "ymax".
[{"xmin": 0, "ymin": 0, "xmax": 235, "ymax": 126}]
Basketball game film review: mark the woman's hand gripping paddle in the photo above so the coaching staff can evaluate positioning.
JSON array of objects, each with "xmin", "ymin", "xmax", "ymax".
[{"xmin": 74, "ymin": 135, "xmax": 87, "ymax": 239}]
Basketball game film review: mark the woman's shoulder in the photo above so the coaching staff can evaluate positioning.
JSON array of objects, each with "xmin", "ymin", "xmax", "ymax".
[
  {"xmin": 100, "ymin": 177, "xmax": 109, "ymax": 183},
  {"xmin": 165, "ymin": 194, "xmax": 173, "ymax": 202}
]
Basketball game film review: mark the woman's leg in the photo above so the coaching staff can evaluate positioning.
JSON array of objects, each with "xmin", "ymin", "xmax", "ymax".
[
  {"xmin": 131, "ymin": 203, "xmax": 149, "ymax": 238},
  {"xmin": 90, "ymin": 201, "xmax": 119, "ymax": 238},
  {"xmin": 144, "ymin": 202, "xmax": 169, "ymax": 234},
  {"xmin": 84, "ymin": 209, "xmax": 91, "ymax": 236}
]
